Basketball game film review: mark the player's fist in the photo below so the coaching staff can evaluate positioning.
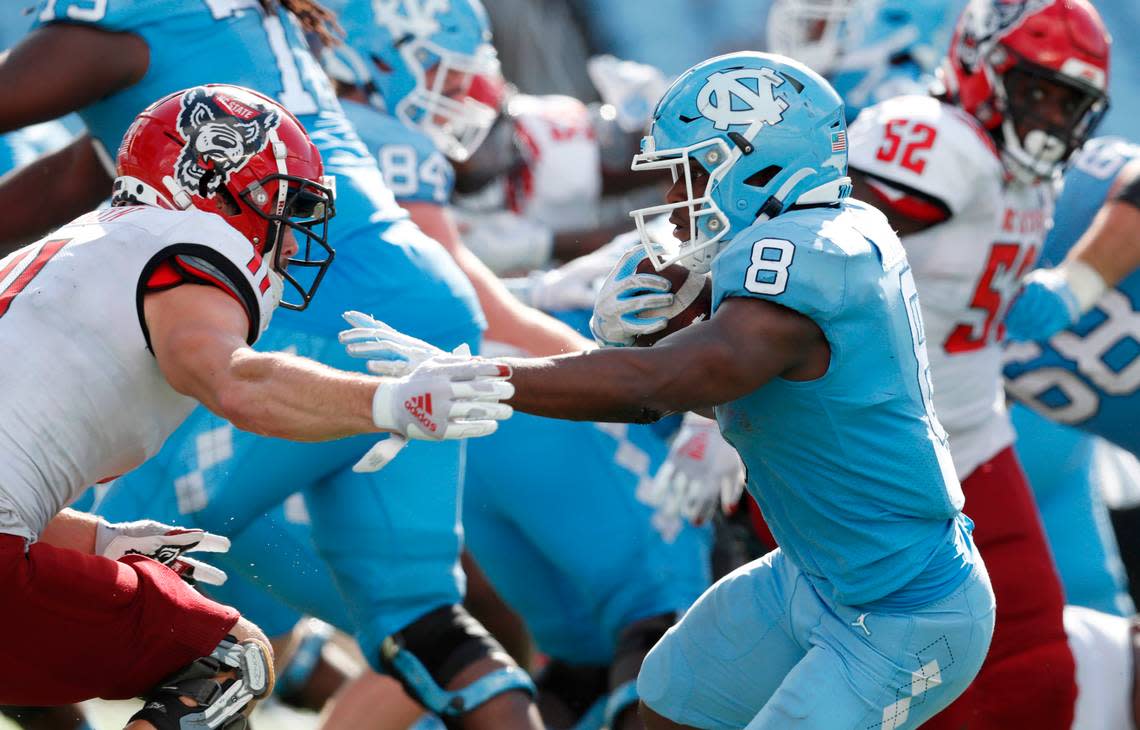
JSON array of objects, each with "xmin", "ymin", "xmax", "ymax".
[
  {"xmin": 371, "ymin": 356, "xmax": 514, "ymax": 441},
  {"xmin": 590, "ymin": 246, "xmax": 676, "ymax": 347},
  {"xmin": 95, "ymin": 519, "xmax": 231, "ymax": 586},
  {"xmin": 651, "ymin": 414, "xmax": 745, "ymax": 528},
  {"xmin": 1005, "ymin": 263, "xmax": 1106, "ymax": 341}
]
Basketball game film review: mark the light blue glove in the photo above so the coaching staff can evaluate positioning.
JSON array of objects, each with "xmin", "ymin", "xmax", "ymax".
[
  {"xmin": 589, "ymin": 246, "xmax": 674, "ymax": 347},
  {"xmin": 1005, "ymin": 268, "xmax": 1083, "ymax": 341}
]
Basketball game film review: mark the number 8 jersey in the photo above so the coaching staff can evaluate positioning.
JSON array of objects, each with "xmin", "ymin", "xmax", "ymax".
[
  {"xmin": 711, "ymin": 199, "xmax": 967, "ymax": 608},
  {"xmin": 848, "ymin": 95, "xmax": 1054, "ymax": 479},
  {"xmin": 1004, "ymin": 137, "xmax": 1140, "ymax": 457},
  {"xmin": 0, "ymin": 206, "xmax": 278, "ymax": 543}
]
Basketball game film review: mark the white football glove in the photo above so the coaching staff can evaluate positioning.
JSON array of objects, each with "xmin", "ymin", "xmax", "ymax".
[
  {"xmin": 650, "ymin": 414, "xmax": 746, "ymax": 527},
  {"xmin": 589, "ymin": 246, "xmax": 674, "ymax": 347},
  {"xmin": 95, "ymin": 519, "xmax": 231, "ymax": 586},
  {"xmin": 340, "ymin": 310, "xmax": 470, "ymax": 377},
  {"xmin": 340, "ymin": 312, "xmax": 514, "ymax": 471}
]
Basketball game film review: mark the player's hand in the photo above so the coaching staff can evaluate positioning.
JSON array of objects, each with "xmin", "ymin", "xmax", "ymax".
[
  {"xmin": 95, "ymin": 519, "xmax": 230, "ymax": 586},
  {"xmin": 589, "ymin": 246, "xmax": 674, "ymax": 347},
  {"xmin": 651, "ymin": 414, "xmax": 745, "ymax": 527},
  {"xmin": 340, "ymin": 310, "xmax": 471, "ymax": 377},
  {"xmin": 371, "ymin": 355, "xmax": 514, "ymax": 441},
  {"xmin": 1005, "ymin": 268, "xmax": 1081, "ymax": 341}
]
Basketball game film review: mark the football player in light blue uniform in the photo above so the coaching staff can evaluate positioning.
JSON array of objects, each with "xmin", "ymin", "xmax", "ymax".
[
  {"xmin": 325, "ymin": 3, "xmax": 711, "ymax": 727},
  {"xmin": 0, "ymin": 1, "xmax": 547, "ymax": 724},
  {"xmin": 766, "ymin": 0, "xmax": 967, "ymax": 121},
  {"xmin": 349, "ymin": 51, "xmax": 996, "ymax": 729},
  {"xmin": 1003, "ymin": 136, "xmax": 1140, "ymax": 614}
]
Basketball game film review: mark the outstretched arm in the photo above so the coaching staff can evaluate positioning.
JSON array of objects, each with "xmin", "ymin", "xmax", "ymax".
[
  {"xmin": 146, "ymin": 284, "xmax": 512, "ymax": 442},
  {"xmin": 147, "ymin": 284, "xmax": 380, "ymax": 440},
  {"xmin": 502, "ymin": 295, "xmax": 828, "ymax": 422}
]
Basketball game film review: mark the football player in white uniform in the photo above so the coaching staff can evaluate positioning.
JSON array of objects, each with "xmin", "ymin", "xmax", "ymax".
[
  {"xmin": 844, "ymin": 1, "xmax": 1111, "ymax": 728},
  {"xmin": 0, "ymin": 84, "xmax": 512, "ymax": 730}
]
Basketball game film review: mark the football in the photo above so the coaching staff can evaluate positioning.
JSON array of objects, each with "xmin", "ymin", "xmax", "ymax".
[{"xmin": 631, "ymin": 259, "xmax": 713, "ymax": 346}]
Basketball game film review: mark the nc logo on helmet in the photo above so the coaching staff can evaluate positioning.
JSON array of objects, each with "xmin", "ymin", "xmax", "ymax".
[
  {"xmin": 697, "ymin": 68, "xmax": 789, "ymax": 131},
  {"xmin": 175, "ymin": 87, "xmax": 280, "ymax": 198}
]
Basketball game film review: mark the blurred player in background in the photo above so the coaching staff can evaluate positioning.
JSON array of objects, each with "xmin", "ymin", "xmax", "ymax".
[
  {"xmin": 322, "ymin": 3, "xmax": 712, "ymax": 727},
  {"xmin": 844, "ymin": 0, "xmax": 1111, "ymax": 727},
  {"xmin": 349, "ymin": 50, "xmax": 996, "ymax": 730},
  {"xmin": 0, "ymin": 1, "xmax": 555, "ymax": 727}
]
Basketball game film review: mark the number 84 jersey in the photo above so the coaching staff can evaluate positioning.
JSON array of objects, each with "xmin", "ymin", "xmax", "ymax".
[
  {"xmin": 1004, "ymin": 137, "xmax": 1140, "ymax": 457},
  {"xmin": 848, "ymin": 95, "xmax": 1054, "ymax": 479}
]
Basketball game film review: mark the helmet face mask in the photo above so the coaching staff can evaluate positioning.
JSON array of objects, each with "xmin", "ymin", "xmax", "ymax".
[
  {"xmin": 240, "ymin": 173, "xmax": 337, "ymax": 311},
  {"xmin": 327, "ymin": 0, "xmax": 502, "ymax": 163},
  {"xmin": 396, "ymin": 40, "xmax": 500, "ymax": 162},
  {"xmin": 113, "ymin": 84, "xmax": 336, "ymax": 311},
  {"xmin": 631, "ymin": 138, "xmax": 734, "ymax": 272},
  {"xmin": 942, "ymin": 0, "xmax": 1111, "ymax": 182},
  {"xmin": 767, "ymin": 0, "xmax": 865, "ymax": 76},
  {"xmin": 995, "ymin": 58, "xmax": 1108, "ymax": 181}
]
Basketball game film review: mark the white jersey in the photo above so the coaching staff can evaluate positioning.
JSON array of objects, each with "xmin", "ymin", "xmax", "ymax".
[
  {"xmin": 849, "ymin": 95, "xmax": 1053, "ymax": 479},
  {"xmin": 454, "ymin": 93, "xmax": 602, "ymax": 274},
  {"xmin": 0, "ymin": 205, "xmax": 279, "ymax": 541},
  {"xmin": 1064, "ymin": 605, "xmax": 1135, "ymax": 730}
]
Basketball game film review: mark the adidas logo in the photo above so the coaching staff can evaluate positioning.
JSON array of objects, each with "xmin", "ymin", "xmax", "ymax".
[{"xmin": 404, "ymin": 393, "xmax": 437, "ymax": 433}]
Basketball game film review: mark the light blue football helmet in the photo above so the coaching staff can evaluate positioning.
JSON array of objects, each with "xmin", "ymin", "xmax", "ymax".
[
  {"xmin": 767, "ymin": 0, "xmax": 966, "ymax": 118},
  {"xmin": 321, "ymin": 0, "xmax": 500, "ymax": 161},
  {"xmin": 631, "ymin": 52, "xmax": 851, "ymax": 274}
]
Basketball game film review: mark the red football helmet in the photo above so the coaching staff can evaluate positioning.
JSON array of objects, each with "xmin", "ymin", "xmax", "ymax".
[
  {"xmin": 114, "ymin": 84, "xmax": 336, "ymax": 310},
  {"xmin": 939, "ymin": 0, "xmax": 1110, "ymax": 181}
]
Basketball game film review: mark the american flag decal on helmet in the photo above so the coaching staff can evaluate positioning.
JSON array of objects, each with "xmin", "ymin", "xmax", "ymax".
[{"xmin": 831, "ymin": 131, "xmax": 847, "ymax": 152}]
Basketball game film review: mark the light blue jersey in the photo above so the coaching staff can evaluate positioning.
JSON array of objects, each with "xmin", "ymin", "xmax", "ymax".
[
  {"xmin": 0, "ymin": 120, "xmax": 75, "ymax": 177},
  {"xmin": 342, "ymin": 99, "xmax": 455, "ymax": 206},
  {"xmin": 711, "ymin": 199, "xmax": 970, "ymax": 609},
  {"xmin": 1004, "ymin": 137, "xmax": 1140, "ymax": 456},
  {"xmin": 641, "ymin": 198, "xmax": 993, "ymax": 730}
]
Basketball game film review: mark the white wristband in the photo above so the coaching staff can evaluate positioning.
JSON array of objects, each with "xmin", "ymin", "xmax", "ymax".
[{"xmin": 1061, "ymin": 260, "xmax": 1108, "ymax": 314}]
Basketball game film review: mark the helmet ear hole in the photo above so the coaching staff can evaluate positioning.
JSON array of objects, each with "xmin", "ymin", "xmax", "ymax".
[{"xmin": 745, "ymin": 165, "xmax": 783, "ymax": 188}]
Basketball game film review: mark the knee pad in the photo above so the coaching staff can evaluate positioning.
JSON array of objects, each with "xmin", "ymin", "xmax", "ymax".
[
  {"xmin": 130, "ymin": 635, "xmax": 273, "ymax": 730},
  {"xmin": 534, "ymin": 660, "xmax": 609, "ymax": 723},
  {"xmin": 274, "ymin": 618, "xmax": 333, "ymax": 703},
  {"xmin": 380, "ymin": 605, "xmax": 535, "ymax": 718},
  {"xmin": 605, "ymin": 613, "xmax": 676, "ymax": 725}
]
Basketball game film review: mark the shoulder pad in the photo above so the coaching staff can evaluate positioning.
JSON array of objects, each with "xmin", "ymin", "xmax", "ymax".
[
  {"xmin": 848, "ymin": 96, "xmax": 1003, "ymax": 216},
  {"xmin": 712, "ymin": 208, "xmax": 861, "ymax": 321}
]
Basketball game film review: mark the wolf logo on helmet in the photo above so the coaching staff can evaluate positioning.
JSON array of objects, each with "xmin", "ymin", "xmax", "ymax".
[
  {"xmin": 957, "ymin": 0, "xmax": 1052, "ymax": 68},
  {"xmin": 174, "ymin": 87, "xmax": 281, "ymax": 199}
]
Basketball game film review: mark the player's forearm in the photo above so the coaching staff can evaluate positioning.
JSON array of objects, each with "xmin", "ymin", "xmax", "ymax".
[
  {"xmin": 0, "ymin": 135, "xmax": 112, "ymax": 256},
  {"xmin": 213, "ymin": 349, "xmax": 382, "ymax": 441},
  {"xmin": 1067, "ymin": 199, "xmax": 1140, "ymax": 289},
  {"xmin": 39, "ymin": 509, "xmax": 100, "ymax": 553},
  {"xmin": 503, "ymin": 340, "xmax": 733, "ymax": 423}
]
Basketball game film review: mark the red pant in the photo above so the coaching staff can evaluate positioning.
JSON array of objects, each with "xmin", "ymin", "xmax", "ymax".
[
  {"xmin": 922, "ymin": 446, "xmax": 1075, "ymax": 730},
  {"xmin": 0, "ymin": 533, "xmax": 238, "ymax": 704}
]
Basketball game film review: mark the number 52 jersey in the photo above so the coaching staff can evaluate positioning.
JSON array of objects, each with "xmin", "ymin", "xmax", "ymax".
[
  {"xmin": 0, "ymin": 206, "xmax": 278, "ymax": 542},
  {"xmin": 1004, "ymin": 137, "xmax": 1140, "ymax": 457}
]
